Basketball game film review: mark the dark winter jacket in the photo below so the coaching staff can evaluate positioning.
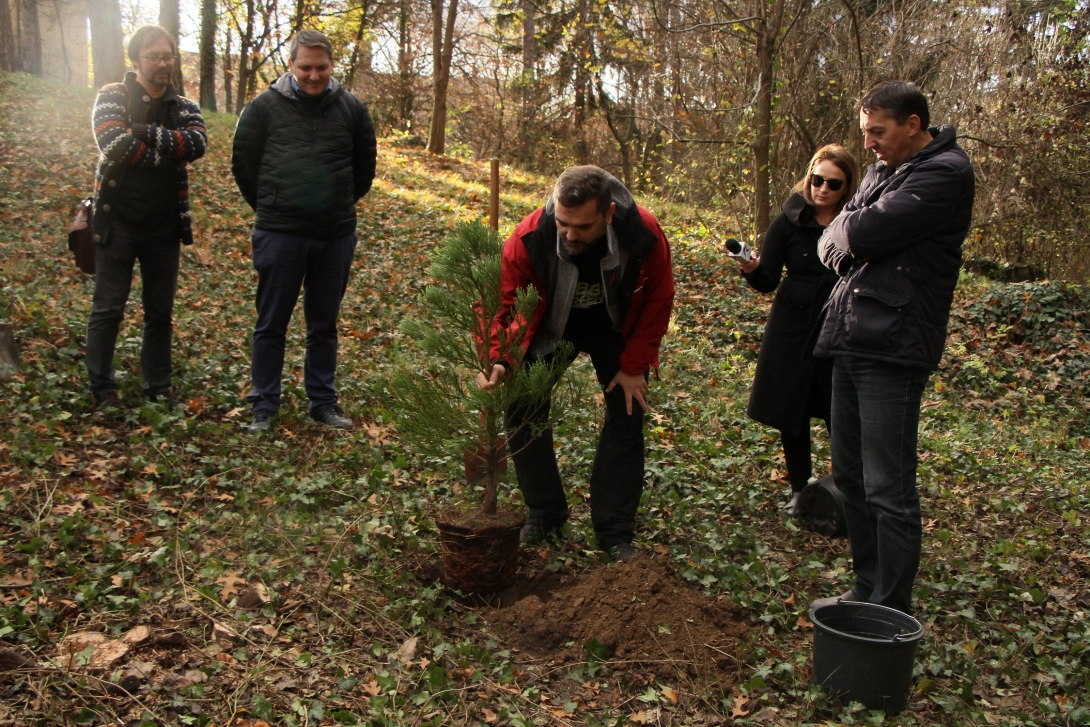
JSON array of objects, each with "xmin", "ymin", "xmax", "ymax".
[
  {"xmin": 231, "ymin": 74, "xmax": 377, "ymax": 240},
  {"xmin": 814, "ymin": 125, "xmax": 975, "ymax": 369},
  {"xmin": 488, "ymin": 175, "xmax": 675, "ymax": 376},
  {"xmin": 91, "ymin": 73, "xmax": 207, "ymax": 246},
  {"xmin": 743, "ymin": 193, "xmax": 838, "ymax": 433}
]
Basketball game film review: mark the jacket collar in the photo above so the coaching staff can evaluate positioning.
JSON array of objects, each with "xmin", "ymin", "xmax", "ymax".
[
  {"xmin": 888, "ymin": 124, "xmax": 960, "ymax": 174},
  {"xmin": 781, "ymin": 191, "xmax": 819, "ymax": 227},
  {"xmin": 270, "ymin": 72, "xmax": 343, "ymax": 105}
]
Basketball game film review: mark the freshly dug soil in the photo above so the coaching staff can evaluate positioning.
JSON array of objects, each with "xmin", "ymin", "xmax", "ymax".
[{"xmin": 487, "ymin": 554, "xmax": 749, "ymax": 679}]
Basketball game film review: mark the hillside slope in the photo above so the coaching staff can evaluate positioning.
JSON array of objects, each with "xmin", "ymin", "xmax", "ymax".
[{"xmin": 1, "ymin": 72, "xmax": 1088, "ymax": 726}]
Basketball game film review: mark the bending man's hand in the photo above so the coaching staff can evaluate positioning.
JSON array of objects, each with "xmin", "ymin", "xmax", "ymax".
[
  {"xmin": 476, "ymin": 364, "xmax": 506, "ymax": 390},
  {"xmin": 605, "ymin": 370, "xmax": 648, "ymax": 416}
]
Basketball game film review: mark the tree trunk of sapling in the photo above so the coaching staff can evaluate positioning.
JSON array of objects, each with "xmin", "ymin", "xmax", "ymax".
[{"xmin": 482, "ymin": 462, "xmax": 498, "ymax": 516}]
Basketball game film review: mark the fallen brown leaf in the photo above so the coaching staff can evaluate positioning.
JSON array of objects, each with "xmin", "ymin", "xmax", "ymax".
[
  {"xmin": 397, "ymin": 636, "xmax": 418, "ymax": 665},
  {"xmin": 216, "ymin": 571, "xmax": 245, "ymax": 601}
]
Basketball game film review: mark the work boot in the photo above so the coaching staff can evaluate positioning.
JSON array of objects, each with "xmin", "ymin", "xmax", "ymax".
[
  {"xmin": 607, "ymin": 543, "xmax": 638, "ymax": 563},
  {"xmin": 92, "ymin": 389, "xmax": 121, "ymax": 412},
  {"xmin": 246, "ymin": 410, "xmax": 273, "ymax": 435},
  {"xmin": 312, "ymin": 406, "xmax": 351, "ymax": 429},
  {"xmin": 147, "ymin": 386, "xmax": 186, "ymax": 411},
  {"xmin": 519, "ymin": 519, "xmax": 565, "ymax": 546}
]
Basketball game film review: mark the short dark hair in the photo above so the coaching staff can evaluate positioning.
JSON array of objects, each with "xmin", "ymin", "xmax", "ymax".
[
  {"xmin": 289, "ymin": 30, "xmax": 334, "ymax": 62},
  {"xmin": 553, "ymin": 166, "xmax": 613, "ymax": 213},
  {"xmin": 860, "ymin": 80, "xmax": 930, "ymax": 129},
  {"xmin": 128, "ymin": 26, "xmax": 176, "ymax": 66}
]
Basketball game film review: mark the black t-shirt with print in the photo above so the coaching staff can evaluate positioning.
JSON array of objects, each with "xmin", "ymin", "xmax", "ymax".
[{"xmin": 563, "ymin": 237, "xmax": 616, "ymax": 345}]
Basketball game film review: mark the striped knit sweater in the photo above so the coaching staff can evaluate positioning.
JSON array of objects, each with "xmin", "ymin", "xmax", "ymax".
[{"xmin": 91, "ymin": 72, "xmax": 207, "ymax": 246}]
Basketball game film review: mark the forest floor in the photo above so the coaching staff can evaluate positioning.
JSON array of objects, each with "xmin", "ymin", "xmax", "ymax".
[{"xmin": 1, "ymin": 71, "xmax": 1088, "ymax": 727}]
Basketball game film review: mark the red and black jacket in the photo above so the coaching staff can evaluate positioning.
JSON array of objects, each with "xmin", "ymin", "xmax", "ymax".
[{"xmin": 490, "ymin": 193, "xmax": 675, "ymax": 376}]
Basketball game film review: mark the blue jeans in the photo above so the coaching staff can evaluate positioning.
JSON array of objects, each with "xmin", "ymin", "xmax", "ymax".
[
  {"xmin": 831, "ymin": 356, "xmax": 930, "ymax": 614},
  {"xmin": 85, "ymin": 221, "xmax": 180, "ymax": 395},
  {"xmin": 247, "ymin": 229, "xmax": 356, "ymax": 415}
]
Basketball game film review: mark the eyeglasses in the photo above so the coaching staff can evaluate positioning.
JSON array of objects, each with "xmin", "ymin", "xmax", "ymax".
[
  {"xmin": 810, "ymin": 174, "xmax": 845, "ymax": 192},
  {"xmin": 141, "ymin": 53, "xmax": 176, "ymax": 65}
]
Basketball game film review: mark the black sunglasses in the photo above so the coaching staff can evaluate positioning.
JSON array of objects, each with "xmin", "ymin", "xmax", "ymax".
[{"xmin": 809, "ymin": 174, "xmax": 845, "ymax": 192}]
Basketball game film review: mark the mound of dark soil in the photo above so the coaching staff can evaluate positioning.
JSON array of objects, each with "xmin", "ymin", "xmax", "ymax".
[{"xmin": 487, "ymin": 555, "xmax": 749, "ymax": 679}]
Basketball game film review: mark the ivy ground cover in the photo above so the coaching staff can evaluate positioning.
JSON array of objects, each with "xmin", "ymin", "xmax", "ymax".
[{"xmin": 1, "ymin": 72, "xmax": 1088, "ymax": 727}]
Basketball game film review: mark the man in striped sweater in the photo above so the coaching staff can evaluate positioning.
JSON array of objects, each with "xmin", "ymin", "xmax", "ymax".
[{"xmin": 85, "ymin": 25, "xmax": 207, "ymax": 411}]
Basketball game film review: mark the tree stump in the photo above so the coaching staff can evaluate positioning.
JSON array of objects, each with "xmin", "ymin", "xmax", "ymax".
[{"xmin": 0, "ymin": 322, "xmax": 19, "ymax": 378}]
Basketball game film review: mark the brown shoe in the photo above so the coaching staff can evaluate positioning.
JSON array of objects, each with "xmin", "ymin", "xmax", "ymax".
[
  {"xmin": 147, "ymin": 386, "xmax": 186, "ymax": 411},
  {"xmin": 92, "ymin": 389, "xmax": 121, "ymax": 412}
]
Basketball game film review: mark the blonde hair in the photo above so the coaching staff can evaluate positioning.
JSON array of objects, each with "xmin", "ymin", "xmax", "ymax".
[{"xmin": 793, "ymin": 144, "xmax": 859, "ymax": 209}]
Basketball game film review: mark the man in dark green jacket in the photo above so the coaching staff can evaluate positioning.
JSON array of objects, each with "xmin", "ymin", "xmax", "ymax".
[{"xmin": 231, "ymin": 29, "xmax": 377, "ymax": 434}]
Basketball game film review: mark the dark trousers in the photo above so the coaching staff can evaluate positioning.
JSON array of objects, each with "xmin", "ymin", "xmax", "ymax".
[
  {"xmin": 831, "ymin": 356, "xmax": 930, "ymax": 614},
  {"xmin": 85, "ymin": 222, "xmax": 180, "ymax": 395},
  {"xmin": 507, "ymin": 333, "xmax": 645, "ymax": 550},
  {"xmin": 781, "ymin": 418, "xmax": 829, "ymax": 493},
  {"xmin": 247, "ymin": 229, "xmax": 356, "ymax": 415}
]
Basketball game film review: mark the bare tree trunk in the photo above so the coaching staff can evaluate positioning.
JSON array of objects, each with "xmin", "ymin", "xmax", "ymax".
[
  {"xmin": 427, "ymin": 0, "xmax": 458, "ymax": 155},
  {"xmin": 88, "ymin": 0, "xmax": 125, "ymax": 86},
  {"xmin": 343, "ymin": 0, "xmax": 372, "ymax": 90},
  {"xmin": 517, "ymin": 0, "xmax": 535, "ymax": 166},
  {"xmin": 597, "ymin": 79, "xmax": 633, "ymax": 188},
  {"xmin": 158, "ymin": 0, "xmax": 184, "ymax": 93},
  {"xmin": 0, "ymin": 0, "xmax": 18, "ymax": 71},
  {"xmin": 233, "ymin": 0, "xmax": 254, "ymax": 113},
  {"xmin": 396, "ymin": 0, "xmax": 412, "ymax": 131},
  {"xmin": 20, "ymin": 0, "xmax": 40, "ymax": 75},
  {"xmin": 753, "ymin": 27, "xmax": 774, "ymax": 236},
  {"xmin": 223, "ymin": 24, "xmax": 233, "ymax": 113},
  {"xmin": 752, "ymin": 0, "xmax": 786, "ymax": 237},
  {"xmin": 198, "ymin": 0, "xmax": 216, "ymax": 110},
  {"xmin": 572, "ymin": 0, "xmax": 590, "ymax": 163},
  {"xmin": 290, "ymin": 0, "xmax": 307, "ymax": 33}
]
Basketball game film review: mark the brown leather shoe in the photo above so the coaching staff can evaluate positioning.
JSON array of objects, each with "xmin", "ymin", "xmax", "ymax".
[{"xmin": 92, "ymin": 389, "xmax": 120, "ymax": 412}]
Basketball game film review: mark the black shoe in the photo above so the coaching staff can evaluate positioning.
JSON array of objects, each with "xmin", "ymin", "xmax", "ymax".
[
  {"xmin": 92, "ymin": 389, "xmax": 120, "ymax": 412},
  {"xmin": 312, "ymin": 406, "xmax": 351, "ymax": 429},
  {"xmin": 519, "ymin": 519, "xmax": 565, "ymax": 546},
  {"xmin": 607, "ymin": 543, "xmax": 637, "ymax": 563},
  {"xmin": 810, "ymin": 588, "xmax": 865, "ymax": 610},
  {"xmin": 147, "ymin": 386, "xmax": 186, "ymax": 411},
  {"xmin": 246, "ymin": 410, "xmax": 273, "ymax": 435}
]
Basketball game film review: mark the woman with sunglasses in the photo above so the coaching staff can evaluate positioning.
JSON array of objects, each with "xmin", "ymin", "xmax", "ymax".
[{"xmin": 736, "ymin": 145, "xmax": 859, "ymax": 516}]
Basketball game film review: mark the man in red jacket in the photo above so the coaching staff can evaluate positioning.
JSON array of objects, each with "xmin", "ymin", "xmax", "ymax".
[{"xmin": 478, "ymin": 166, "xmax": 675, "ymax": 561}]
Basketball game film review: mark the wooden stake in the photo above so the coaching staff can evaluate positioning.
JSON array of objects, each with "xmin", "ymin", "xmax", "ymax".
[{"xmin": 489, "ymin": 158, "xmax": 500, "ymax": 231}]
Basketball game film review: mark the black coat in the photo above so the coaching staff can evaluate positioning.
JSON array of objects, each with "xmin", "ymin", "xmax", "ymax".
[
  {"xmin": 814, "ymin": 125, "xmax": 975, "ymax": 369},
  {"xmin": 231, "ymin": 74, "xmax": 377, "ymax": 240},
  {"xmin": 742, "ymin": 193, "xmax": 838, "ymax": 434}
]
